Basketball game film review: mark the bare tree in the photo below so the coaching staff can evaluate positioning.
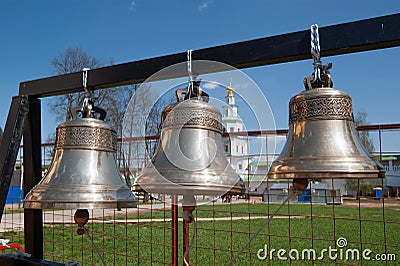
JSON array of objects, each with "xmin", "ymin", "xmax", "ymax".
[
  {"xmin": 346, "ymin": 111, "xmax": 379, "ymax": 197},
  {"xmin": 50, "ymin": 47, "xmax": 103, "ymax": 121},
  {"xmin": 49, "ymin": 47, "xmax": 176, "ymax": 191},
  {"xmin": 122, "ymin": 85, "xmax": 164, "ymax": 173},
  {"xmin": 103, "ymin": 84, "xmax": 137, "ymax": 187},
  {"xmin": 49, "ymin": 47, "xmax": 138, "ymax": 186},
  {"xmin": 355, "ymin": 111, "xmax": 374, "ymax": 152}
]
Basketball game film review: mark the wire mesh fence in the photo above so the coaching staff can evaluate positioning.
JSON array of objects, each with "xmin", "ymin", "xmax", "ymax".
[{"xmin": 0, "ymin": 125, "xmax": 399, "ymax": 265}]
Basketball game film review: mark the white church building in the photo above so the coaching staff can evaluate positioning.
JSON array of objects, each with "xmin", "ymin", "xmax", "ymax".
[{"xmin": 221, "ymin": 84, "xmax": 249, "ymax": 177}]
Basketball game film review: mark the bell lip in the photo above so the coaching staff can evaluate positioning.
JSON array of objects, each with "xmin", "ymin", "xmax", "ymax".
[
  {"xmin": 267, "ymin": 170, "xmax": 385, "ymax": 179},
  {"xmin": 268, "ymin": 156, "xmax": 385, "ymax": 179},
  {"xmin": 134, "ymin": 170, "xmax": 245, "ymax": 195},
  {"xmin": 23, "ymin": 200, "xmax": 138, "ymax": 210},
  {"xmin": 25, "ymin": 184, "xmax": 134, "ymax": 191},
  {"xmin": 24, "ymin": 184, "xmax": 137, "ymax": 210},
  {"xmin": 132, "ymin": 183, "xmax": 245, "ymax": 195}
]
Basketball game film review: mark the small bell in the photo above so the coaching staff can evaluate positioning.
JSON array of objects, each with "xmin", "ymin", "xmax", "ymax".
[{"xmin": 24, "ymin": 99, "xmax": 137, "ymax": 210}]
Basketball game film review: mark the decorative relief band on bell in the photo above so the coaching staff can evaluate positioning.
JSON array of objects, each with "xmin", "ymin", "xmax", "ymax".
[
  {"xmin": 162, "ymin": 109, "xmax": 223, "ymax": 133},
  {"xmin": 56, "ymin": 126, "xmax": 116, "ymax": 152},
  {"xmin": 290, "ymin": 96, "xmax": 353, "ymax": 123}
]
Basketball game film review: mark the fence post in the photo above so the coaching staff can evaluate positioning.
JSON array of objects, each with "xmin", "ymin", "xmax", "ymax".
[{"xmin": 23, "ymin": 98, "xmax": 43, "ymax": 258}]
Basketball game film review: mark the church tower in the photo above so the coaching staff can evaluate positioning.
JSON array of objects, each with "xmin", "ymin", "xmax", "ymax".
[{"xmin": 221, "ymin": 83, "xmax": 249, "ymax": 176}]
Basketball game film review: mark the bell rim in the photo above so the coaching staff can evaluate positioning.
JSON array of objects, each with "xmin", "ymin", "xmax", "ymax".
[
  {"xmin": 25, "ymin": 183, "xmax": 134, "ymax": 191},
  {"xmin": 23, "ymin": 200, "xmax": 138, "ymax": 210},
  {"xmin": 133, "ymin": 183, "xmax": 245, "ymax": 195},
  {"xmin": 268, "ymin": 170, "xmax": 385, "ymax": 179},
  {"xmin": 24, "ymin": 183, "xmax": 137, "ymax": 210}
]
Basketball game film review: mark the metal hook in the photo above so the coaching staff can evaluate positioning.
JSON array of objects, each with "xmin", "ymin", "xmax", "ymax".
[
  {"xmin": 304, "ymin": 24, "xmax": 334, "ymax": 89},
  {"xmin": 311, "ymin": 24, "xmax": 320, "ymax": 63},
  {"xmin": 82, "ymin": 68, "xmax": 90, "ymax": 93},
  {"xmin": 187, "ymin": 49, "xmax": 194, "ymax": 98},
  {"xmin": 311, "ymin": 24, "xmax": 321, "ymax": 82},
  {"xmin": 81, "ymin": 68, "xmax": 91, "ymax": 109}
]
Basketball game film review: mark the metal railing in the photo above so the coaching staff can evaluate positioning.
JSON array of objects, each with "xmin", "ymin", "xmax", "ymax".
[{"xmin": 0, "ymin": 124, "xmax": 399, "ymax": 265}]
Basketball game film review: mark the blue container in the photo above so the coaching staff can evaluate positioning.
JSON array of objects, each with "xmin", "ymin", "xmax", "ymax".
[
  {"xmin": 374, "ymin": 187, "xmax": 383, "ymax": 199},
  {"xmin": 6, "ymin": 186, "xmax": 23, "ymax": 204},
  {"xmin": 298, "ymin": 189, "xmax": 311, "ymax": 202}
]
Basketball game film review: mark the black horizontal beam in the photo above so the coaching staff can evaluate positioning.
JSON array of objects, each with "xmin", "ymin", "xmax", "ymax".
[
  {"xmin": 0, "ymin": 254, "xmax": 64, "ymax": 266},
  {"xmin": 19, "ymin": 13, "xmax": 400, "ymax": 97}
]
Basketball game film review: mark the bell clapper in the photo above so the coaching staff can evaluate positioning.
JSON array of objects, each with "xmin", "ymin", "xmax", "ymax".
[
  {"xmin": 182, "ymin": 194, "xmax": 196, "ymax": 223},
  {"xmin": 292, "ymin": 178, "xmax": 309, "ymax": 195},
  {"xmin": 74, "ymin": 209, "xmax": 106, "ymax": 266},
  {"xmin": 74, "ymin": 209, "xmax": 89, "ymax": 235}
]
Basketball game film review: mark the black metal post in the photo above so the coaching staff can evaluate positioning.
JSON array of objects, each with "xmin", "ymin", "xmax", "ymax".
[
  {"xmin": 247, "ymin": 156, "xmax": 250, "ymax": 201},
  {"xmin": 379, "ymin": 127, "xmax": 382, "ymax": 162},
  {"xmin": 23, "ymin": 98, "xmax": 43, "ymax": 259},
  {"xmin": 0, "ymin": 96, "xmax": 29, "ymax": 221}
]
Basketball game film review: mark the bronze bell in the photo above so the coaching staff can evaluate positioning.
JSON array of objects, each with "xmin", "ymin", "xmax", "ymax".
[
  {"xmin": 134, "ymin": 82, "xmax": 245, "ymax": 196},
  {"xmin": 24, "ymin": 100, "xmax": 137, "ymax": 209},
  {"xmin": 268, "ymin": 66, "xmax": 385, "ymax": 181}
]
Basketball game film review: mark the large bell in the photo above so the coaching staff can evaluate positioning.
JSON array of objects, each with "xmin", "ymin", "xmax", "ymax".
[
  {"xmin": 268, "ymin": 69, "xmax": 385, "ymax": 180},
  {"xmin": 24, "ymin": 101, "xmax": 136, "ymax": 209},
  {"xmin": 134, "ymin": 83, "xmax": 245, "ymax": 195}
]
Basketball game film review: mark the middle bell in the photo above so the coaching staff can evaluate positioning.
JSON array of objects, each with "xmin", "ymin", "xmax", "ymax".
[{"xmin": 134, "ymin": 82, "xmax": 245, "ymax": 195}]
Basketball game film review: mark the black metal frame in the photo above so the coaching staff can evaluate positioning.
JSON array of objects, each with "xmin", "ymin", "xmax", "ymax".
[
  {"xmin": 0, "ymin": 12, "xmax": 399, "ymax": 262},
  {"xmin": 0, "ymin": 96, "xmax": 29, "ymax": 221},
  {"xmin": 19, "ymin": 13, "xmax": 400, "ymax": 97},
  {"xmin": 0, "ymin": 254, "xmax": 64, "ymax": 266}
]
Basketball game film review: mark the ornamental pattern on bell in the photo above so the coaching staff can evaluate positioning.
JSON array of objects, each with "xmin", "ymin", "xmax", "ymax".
[
  {"xmin": 56, "ymin": 125, "xmax": 116, "ymax": 152},
  {"xmin": 162, "ymin": 109, "xmax": 223, "ymax": 133},
  {"xmin": 290, "ymin": 96, "xmax": 353, "ymax": 123}
]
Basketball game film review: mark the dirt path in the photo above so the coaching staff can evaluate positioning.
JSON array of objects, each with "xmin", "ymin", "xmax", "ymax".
[{"xmin": 342, "ymin": 198, "xmax": 400, "ymax": 208}]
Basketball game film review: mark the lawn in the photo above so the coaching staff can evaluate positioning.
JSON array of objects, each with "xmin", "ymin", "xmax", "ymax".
[{"xmin": 2, "ymin": 201, "xmax": 399, "ymax": 265}]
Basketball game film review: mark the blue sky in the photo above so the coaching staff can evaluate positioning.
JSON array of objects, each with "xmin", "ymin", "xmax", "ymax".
[{"xmin": 1, "ymin": 1, "xmax": 400, "ymax": 152}]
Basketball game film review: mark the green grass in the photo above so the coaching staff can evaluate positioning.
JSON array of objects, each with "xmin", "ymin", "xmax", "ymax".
[{"xmin": 1, "ymin": 202, "xmax": 399, "ymax": 265}]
